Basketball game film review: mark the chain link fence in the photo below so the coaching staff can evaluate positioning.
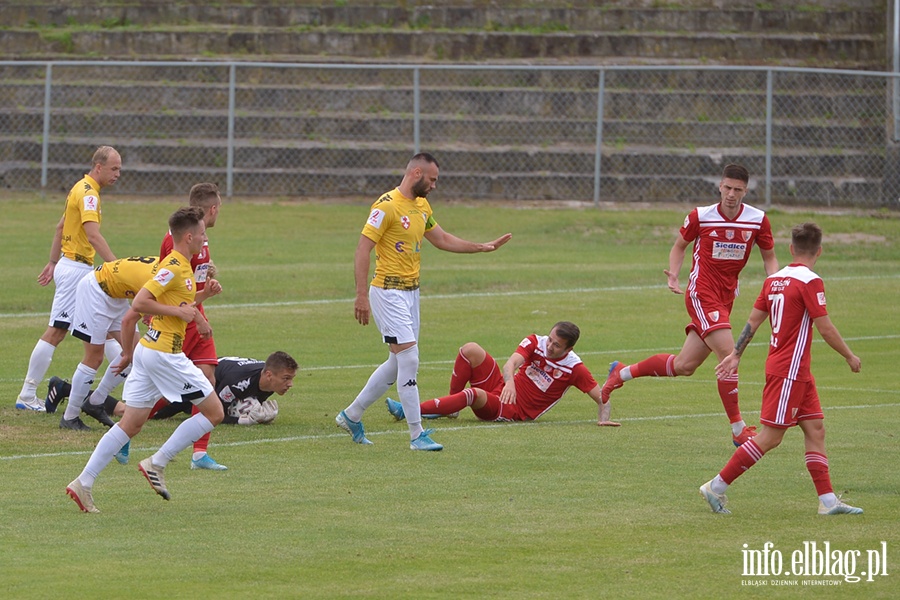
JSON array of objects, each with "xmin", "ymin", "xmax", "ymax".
[{"xmin": 1, "ymin": 61, "xmax": 897, "ymax": 207}]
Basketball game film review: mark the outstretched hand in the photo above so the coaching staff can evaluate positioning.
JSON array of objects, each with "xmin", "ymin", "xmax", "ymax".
[{"xmin": 481, "ymin": 233, "xmax": 512, "ymax": 252}]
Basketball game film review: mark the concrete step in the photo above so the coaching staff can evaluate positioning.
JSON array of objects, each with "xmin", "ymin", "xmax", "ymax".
[
  {"xmin": 0, "ymin": 75, "xmax": 885, "ymax": 122},
  {"xmin": 1, "ymin": 107, "xmax": 883, "ymax": 151},
  {"xmin": 2, "ymin": 162, "xmax": 881, "ymax": 207},
  {"xmin": 0, "ymin": 28, "xmax": 882, "ymax": 68},
  {"xmin": 0, "ymin": 4, "xmax": 882, "ymax": 36},
  {"xmin": 1, "ymin": 138, "xmax": 885, "ymax": 204},
  {"xmin": 1, "ymin": 62, "xmax": 885, "ymax": 93}
]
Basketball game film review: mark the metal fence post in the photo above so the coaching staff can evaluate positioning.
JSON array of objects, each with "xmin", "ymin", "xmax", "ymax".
[
  {"xmin": 765, "ymin": 69, "xmax": 774, "ymax": 209},
  {"xmin": 593, "ymin": 68, "xmax": 605, "ymax": 207},
  {"xmin": 227, "ymin": 63, "xmax": 236, "ymax": 198},
  {"xmin": 413, "ymin": 66, "xmax": 420, "ymax": 154},
  {"xmin": 894, "ymin": 0, "xmax": 899, "ymax": 141},
  {"xmin": 40, "ymin": 63, "xmax": 52, "ymax": 190}
]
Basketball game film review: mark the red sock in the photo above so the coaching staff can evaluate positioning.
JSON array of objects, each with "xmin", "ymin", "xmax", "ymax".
[
  {"xmin": 805, "ymin": 452, "xmax": 833, "ymax": 496},
  {"xmin": 717, "ymin": 373, "xmax": 742, "ymax": 424},
  {"xmin": 718, "ymin": 439, "xmax": 764, "ymax": 485},
  {"xmin": 421, "ymin": 389, "xmax": 475, "ymax": 415},
  {"xmin": 630, "ymin": 354, "xmax": 675, "ymax": 378},
  {"xmin": 191, "ymin": 403, "xmax": 210, "ymax": 453},
  {"xmin": 449, "ymin": 350, "xmax": 473, "ymax": 395}
]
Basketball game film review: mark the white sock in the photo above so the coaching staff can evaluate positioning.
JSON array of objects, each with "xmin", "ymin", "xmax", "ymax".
[
  {"xmin": 90, "ymin": 356, "xmax": 129, "ymax": 405},
  {"xmin": 79, "ymin": 424, "xmax": 131, "ymax": 488},
  {"xmin": 621, "ymin": 366, "xmax": 633, "ymax": 381},
  {"xmin": 710, "ymin": 475, "xmax": 729, "ymax": 495},
  {"xmin": 104, "ymin": 338, "xmax": 123, "ymax": 363},
  {"xmin": 344, "ymin": 353, "xmax": 398, "ymax": 422},
  {"xmin": 395, "ymin": 345, "xmax": 424, "ymax": 440},
  {"xmin": 19, "ymin": 339, "xmax": 56, "ymax": 399},
  {"xmin": 152, "ymin": 413, "xmax": 214, "ymax": 467},
  {"xmin": 731, "ymin": 420, "xmax": 747, "ymax": 436},
  {"xmin": 819, "ymin": 492, "xmax": 838, "ymax": 508},
  {"xmin": 64, "ymin": 363, "xmax": 97, "ymax": 420},
  {"xmin": 192, "ymin": 451, "xmax": 208, "ymax": 461}
]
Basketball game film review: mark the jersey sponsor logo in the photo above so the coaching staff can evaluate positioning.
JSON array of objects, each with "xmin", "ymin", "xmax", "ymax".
[
  {"xmin": 519, "ymin": 337, "xmax": 533, "ymax": 349},
  {"xmin": 367, "ymin": 208, "xmax": 386, "ymax": 229},
  {"xmin": 525, "ymin": 363, "xmax": 553, "ymax": 392},
  {"xmin": 711, "ymin": 240, "xmax": 747, "ymax": 261},
  {"xmin": 395, "ymin": 241, "xmax": 405, "ymax": 253},
  {"xmin": 83, "ymin": 195, "xmax": 98, "ymax": 211},
  {"xmin": 817, "ymin": 291, "xmax": 826, "ymax": 306},
  {"xmin": 144, "ymin": 328, "xmax": 161, "ymax": 342},
  {"xmin": 400, "ymin": 215, "xmax": 411, "ymax": 229},
  {"xmin": 219, "ymin": 387, "xmax": 236, "ymax": 403},
  {"xmin": 194, "ymin": 263, "xmax": 208, "ymax": 283},
  {"xmin": 153, "ymin": 269, "xmax": 175, "ymax": 286}
]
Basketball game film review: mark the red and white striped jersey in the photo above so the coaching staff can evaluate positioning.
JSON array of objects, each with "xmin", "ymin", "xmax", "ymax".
[
  {"xmin": 681, "ymin": 202, "xmax": 774, "ymax": 303},
  {"xmin": 754, "ymin": 264, "xmax": 829, "ymax": 382}
]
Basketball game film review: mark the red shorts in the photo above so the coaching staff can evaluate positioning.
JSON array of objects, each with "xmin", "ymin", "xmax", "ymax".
[
  {"xmin": 760, "ymin": 375, "xmax": 823, "ymax": 429},
  {"xmin": 684, "ymin": 293, "xmax": 733, "ymax": 339},
  {"xmin": 467, "ymin": 352, "xmax": 528, "ymax": 422},
  {"xmin": 182, "ymin": 320, "xmax": 218, "ymax": 366}
]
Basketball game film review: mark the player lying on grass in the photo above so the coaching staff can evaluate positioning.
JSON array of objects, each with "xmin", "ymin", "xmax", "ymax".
[
  {"xmin": 386, "ymin": 321, "xmax": 619, "ymax": 426},
  {"xmin": 148, "ymin": 352, "xmax": 298, "ymax": 427}
]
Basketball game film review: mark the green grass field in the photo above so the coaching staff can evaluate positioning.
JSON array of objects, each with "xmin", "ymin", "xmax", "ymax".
[{"xmin": 1, "ymin": 192, "xmax": 898, "ymax": 599}]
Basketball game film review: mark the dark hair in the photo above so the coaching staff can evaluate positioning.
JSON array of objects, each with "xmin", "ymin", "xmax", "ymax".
[
  {"xmin": 265, "ymin": 351, "xmax": 298, "ymax": 372},
  {"xmin": 791, "ymin": 222, "xmax": 823, "ymax": 255},
  {"xmin": 168, "ymin": 206, "xmax": 205, "ymax": 239},
  {"xmin": 409, "ymin": 152, "xmax": 439, "ymax": 169},
  {"xmin": 189, "ymin": 182, "xmax": 221, "ymax": 209},
  {"xmin": 722, "ymin": 163, "xmax": 749, "ymax": 184},
  {"xmin": 551, "ymin": 321, "xmax": 580, "ymax": 348}
]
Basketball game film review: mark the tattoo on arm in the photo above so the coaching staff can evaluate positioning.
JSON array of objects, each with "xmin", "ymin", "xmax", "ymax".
[{"xmin": 733, "ymin": 323, "xmax": 755, "ymax": 356}]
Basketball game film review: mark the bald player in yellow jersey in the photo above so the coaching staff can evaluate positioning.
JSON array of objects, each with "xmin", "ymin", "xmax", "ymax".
[
  {"xmin": 67, "ymin": 207, "xmax": 224, "ymax": 513},
  {"xmin": 16, "ymin": 146, "xmax": 122, "ymax": 412},
  {"xmin": 337, "ymin": 152, "xmax": 511, "ymax": 451},
  {"xmin": 55, "ymin": 256, "xmax": 161, "ymax": 430}
]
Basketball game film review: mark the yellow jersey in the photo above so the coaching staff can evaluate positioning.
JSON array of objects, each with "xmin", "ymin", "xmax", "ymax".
[
  {"xmin": 61, "ymin": 174, "xmax": 102, "ymax": 265},
  {"xmin": 361, "ymin": 188, "xmax": 436, "ymax": 290},
  {"xmin": 95, "ymin": 256, "xmax": 160, "ymax": 299},
  {"xmin": 139, "ymin": 251, "xmax": 195, "ymax": 354}
]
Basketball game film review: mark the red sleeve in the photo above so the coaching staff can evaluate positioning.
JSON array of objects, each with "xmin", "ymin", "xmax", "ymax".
[
  {"xmin": 679, "ymin": 209, "xmax": 699, "ymax": 243},
  {"xmin": 514, "ymin": 334, "xmax": 538, "ymax": 361},
  {"xmin": 572, "ymin": 364, "xmax": 599, "ymax": 394},
  {"xmin": 802, "ymin": 278, "xmax": 829, "ymax": 320},
  {"xmin": 753, "ymin": 281, "xmax": 769, "ymax": 312},
  {"xmin": 756, "ymin": 215, "xmax": 775, "ymax": 251},
  {"xmin": 159, "ymin": 232, "xmax": 174, "ymax": 259}
]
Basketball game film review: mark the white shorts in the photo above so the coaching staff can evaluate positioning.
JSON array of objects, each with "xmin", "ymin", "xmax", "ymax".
[
  {"xmin": 123, "ymin": 343, "xmax": 215, "ymax": 409},
  {"xmin": 369, "ymin": 286, "xmax": 419, "ymax": 345},
  {"xmin": 49, "ymin": 257, "xmax": 93, "ymax": 329},
  {"xmin": 70, "ymin": 273, "xmax": 131, "ymax": 345}
]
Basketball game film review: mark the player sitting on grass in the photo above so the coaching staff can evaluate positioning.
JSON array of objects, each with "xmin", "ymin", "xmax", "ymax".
[{"xmin": 387, "ymin": 321, "xmax": 619, "ymax": 426}]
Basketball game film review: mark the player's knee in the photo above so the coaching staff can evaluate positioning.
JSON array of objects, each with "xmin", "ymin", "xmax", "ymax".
[
  {"xmin": 673, "ymin": 363, "xmax": 697, "ymax": 377},
  {"xmin": 460, "ymin": 342, "xmax": 485, "ymax": 364}
]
